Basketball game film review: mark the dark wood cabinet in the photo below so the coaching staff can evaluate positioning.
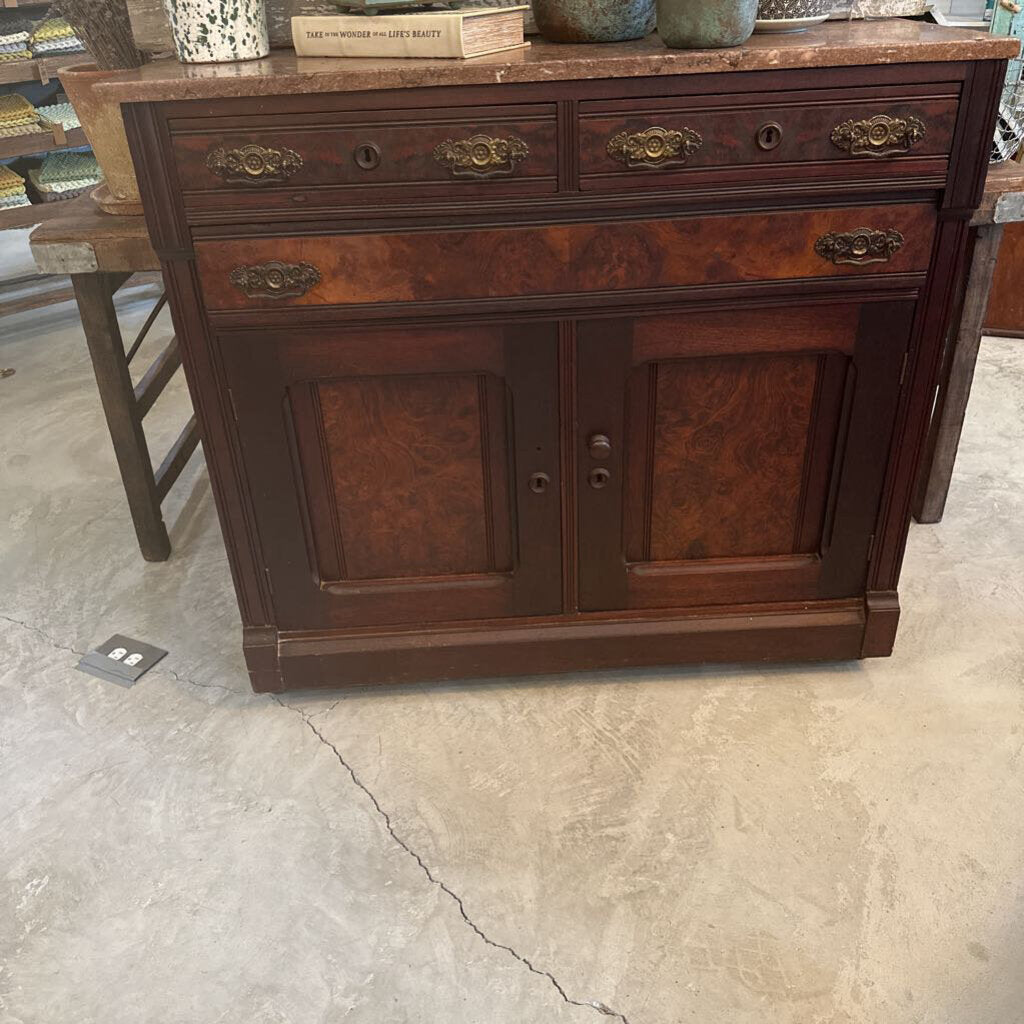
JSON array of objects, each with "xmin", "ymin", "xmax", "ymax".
[
  {"xmin": 219, "ymin": 321, "xmax": 562, "ymax": 629},
  {"xmin": 120, "ymin": 45, "xmax": 1008, "ymax": 690},
  {"xmin": 577, "ymin": 301, "xmax": 913, "ymax": 611}
]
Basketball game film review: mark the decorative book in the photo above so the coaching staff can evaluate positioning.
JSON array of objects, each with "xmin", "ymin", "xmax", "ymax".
[{"xmin": 291, "ymin": 7, "xmax": 528, "ymax": 59}]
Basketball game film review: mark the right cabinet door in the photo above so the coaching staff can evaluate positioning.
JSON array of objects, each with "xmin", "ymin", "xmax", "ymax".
[{"xmin": 576, "ymin": 301, "xmax": 914, "ymax": 611}]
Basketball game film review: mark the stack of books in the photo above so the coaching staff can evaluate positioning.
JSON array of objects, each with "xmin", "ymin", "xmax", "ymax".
[{"xmin": 292, "ymin": 6, "xmax": 529, "ymax": 59}]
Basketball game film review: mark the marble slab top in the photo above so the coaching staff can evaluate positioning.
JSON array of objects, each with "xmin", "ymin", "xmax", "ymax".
[{"xmin": 92, "ymin": 20, "xmax": 1020, "ymax": 104}]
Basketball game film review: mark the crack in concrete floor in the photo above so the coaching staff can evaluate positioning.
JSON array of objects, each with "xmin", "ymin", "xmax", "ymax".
[
  {"xmin": 0, "ymin": 611, "xmax": 629, "ymax": 1023},
  {"xmin": 272, "ymin": 696, "xmax": 632, "ymax": 1024}
]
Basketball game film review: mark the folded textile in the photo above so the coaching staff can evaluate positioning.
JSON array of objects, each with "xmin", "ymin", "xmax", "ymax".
[
  {"xmin": 0, "ymin": 163, "xmax": 24, "ymax": 185},
  {"xmin": 29, "ymin": 169, "xmax": 100, "ymax": 193},
  {"xmin": 0, "ymin": 19, "xmax": 33, "ymax": 44},
  {"xmin": 0, "ymin": 40, "xmax": 30, "ymax": 52},
  {"xmin": 0, "ymin": 93, "xmax": 36, "ymax": 119},
  {"xmin": 32, "ymin": 39, "xmax": 86, "ymax": 55},
  {"xmin": 31, "ymin": 18, "xmax": 76, "ymax": 43},
  {"xmin": 36, "ymin": 103, "xmax": 81, "ymax": 130},
  {"xmin": 0, "ymin": 49, "xmax": 32, "ymax": 62},
  {"xmin": 0, "ymin": 122, "xmax": 46, "ymax": 138},
  {"xmin": 36, "ymin": 150, "xmax": 99, "ymax": 184},
  {"xmin": 38, "ymin": 184, "xmax": 90, "ymax": 202},
  {"xmin": 0, "ymin": 193, "xmax": 31, "ymax": 209}
]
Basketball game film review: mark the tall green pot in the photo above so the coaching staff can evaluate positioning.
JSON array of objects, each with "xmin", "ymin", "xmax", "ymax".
[{"xmin": 657, "ymin": 0, "xmax": 757, "ymax": 47}]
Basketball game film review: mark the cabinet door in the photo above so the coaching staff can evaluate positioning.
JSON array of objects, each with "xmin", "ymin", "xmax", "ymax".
[
  {"xmin": 576, "ymin": 302, "xmax": 913, "ymax": 611},
  {"xmin": 220, "ymin": 322, "xmax": 562, "ymax": 630}
]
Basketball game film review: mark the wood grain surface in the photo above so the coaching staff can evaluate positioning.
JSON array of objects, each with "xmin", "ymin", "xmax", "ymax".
[
  {"xmin": 647, "ymin": 354, "xmax": 819, "ymax": 561},
  {"xmin": 196, "ymin": 203, "xmax": 936, "ymax": 309},
  {"xmin": 316, "ymin": 373, "xmax": 502, "ymax": 580}
]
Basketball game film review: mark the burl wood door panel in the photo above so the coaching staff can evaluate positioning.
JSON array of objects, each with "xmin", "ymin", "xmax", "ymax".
[
  {"xmin": 219, "ymin": 322, "xmax": 561, "ymax": 630},
  {"xmin": 195, "ymin": 204, "xmax": 936, "ymax": 310},
  {"xmin": 576, "ymin": 302, "xmax": 915, "ymax": 610}
]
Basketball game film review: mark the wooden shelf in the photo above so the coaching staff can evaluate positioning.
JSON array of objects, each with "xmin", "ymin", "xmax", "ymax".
[
  {"xmin": 0, "ymin": 124, "xmax": 86, "ymax": 161},
  {"xmin": 0, "ymin": 55, "xmax": 79, "ymax": 87},
  {"xmin": 0, "ymin": 197, "xmax": 70, "ymax": 230}
]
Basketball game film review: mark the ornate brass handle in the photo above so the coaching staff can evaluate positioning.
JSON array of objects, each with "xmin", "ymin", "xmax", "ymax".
[
  {"xmin": 207, "ymin": 143, "xmax": 303, "ymax": 185},
  {"xmin": 606, "ymin": 126, "xmax": 703, "ymax": 169},
  {"xmin": 814, "ymin": 228, "xmax": 905, "ymax": 266},
  {"xmin": 432, "ymin": 134, "xmax": 529, "ymax": 179},
  {"xmin": 229, "ymin": 261, "xmax": 321, "ymax": 299},
  {"xmin": 830, "ymin": 114, "xmax": 926, "ymax": 158}
]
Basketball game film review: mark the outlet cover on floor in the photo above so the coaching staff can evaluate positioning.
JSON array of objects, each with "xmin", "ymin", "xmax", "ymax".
[{"xmin": 77, "ymin": 635, "xmax": 167, "ymax": 688}]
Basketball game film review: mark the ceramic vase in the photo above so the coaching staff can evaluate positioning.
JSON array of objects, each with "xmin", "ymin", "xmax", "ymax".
[
  {"xmin": 532, "ymin": 0, "xmax": 656, "ymax": 43},
  {"xmin": 657, "ymin": 0, "xmax": 757, "ymax": 48},
  {"xmin": 754, "ymin": 0, "xmax": 835, "ymax": 33},
  {"xmin": 59, "ymin": 62, "xmax": 143, "ymax": 215},
  {"xmin": 163, "ymin": 0, "xmax": 270, "ymax": 63}
]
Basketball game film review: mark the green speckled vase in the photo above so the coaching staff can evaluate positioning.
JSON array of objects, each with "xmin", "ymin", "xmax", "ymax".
[
  {"xmin": 657, "ymin": 0, "xmax": 757, "ymax": 47},
  {"xmin": 532, "ymin": 0, "xmax": 656, "ymax": 43},
  {"xmin": 163, "ymin": 0, "xmax": 270, "ymax": 63}
]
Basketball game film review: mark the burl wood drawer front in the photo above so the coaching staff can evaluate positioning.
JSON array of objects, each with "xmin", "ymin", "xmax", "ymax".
[
  {"xmin": 196, "ymin": 203, "xmax": 935, "ymax": 310},
  {"xmin": 579, "ymin": 89, "xmax": 958, "ymax": 190},
  {"xmin": 171, "ymin": 104, "xmax": 557, "ymax": 205}
]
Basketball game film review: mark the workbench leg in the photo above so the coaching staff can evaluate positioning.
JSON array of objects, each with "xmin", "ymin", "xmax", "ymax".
[
  {"xmin": 73, "ymin": 272, "xmax": 172, "ymax": 562},
  {"xmin": 913, "ymin": 224, "xmax": 1004, "ymax": 525}
]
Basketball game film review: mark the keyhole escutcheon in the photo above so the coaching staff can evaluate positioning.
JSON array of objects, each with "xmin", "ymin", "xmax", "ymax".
[
  {"xmin": 354, "ymin": 142, "xmax": 382, "ymax": 170},
  {"xmin": 528, "ymin": 472, "xmax": 551, "ymax": 494},
  {"xmin": 756, "ymin": 122, "xmax": 783, "ymax": 151}
]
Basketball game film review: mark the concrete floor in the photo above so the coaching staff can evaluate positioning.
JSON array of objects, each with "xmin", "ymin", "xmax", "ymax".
[{"xmin": 1, "ymin": 291, "xmax": 1023, "ymax": 1024}]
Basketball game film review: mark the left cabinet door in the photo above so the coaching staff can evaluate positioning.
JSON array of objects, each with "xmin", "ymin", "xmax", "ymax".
[{"xmin": 219, "ymin": 321, "xmax": 562, "ymax": 630}]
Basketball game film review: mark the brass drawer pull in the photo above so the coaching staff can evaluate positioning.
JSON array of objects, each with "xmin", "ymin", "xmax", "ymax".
[
  {"xmin": 229, "ymin": 260, "xmax": 321, "ymax": 299},
  {"xmin": 432, "ymin": 133, "xmax": 529, "ymax": 179},
  {"xmin": 606, "ymin": 126, "xmax": 702, "ymax": 169},
  {"xmin": 830, "ymin": 114, "xmax": 926, "ymax": 158},
  {"xmin": 815, "ymin": 228, "xmax": 905, "ymax": 266},
  {"xmin": 207, "ymin": 143, "xmax": 303, "ymax": 185}
]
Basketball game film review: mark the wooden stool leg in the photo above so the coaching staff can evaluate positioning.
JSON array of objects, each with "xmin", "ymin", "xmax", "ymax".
[
  {"xmin": 913, "ymin": 224, "xmax": 1004, "ymax": 525},
  {"xmin": 73, "ymin": 272, "xmax": 172, "ymax": 562}
]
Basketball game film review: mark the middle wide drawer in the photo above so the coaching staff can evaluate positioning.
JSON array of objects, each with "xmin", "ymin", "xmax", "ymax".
[{"xmin": 196, "ymin": 202, "xmax": 936, "ymax": 311}]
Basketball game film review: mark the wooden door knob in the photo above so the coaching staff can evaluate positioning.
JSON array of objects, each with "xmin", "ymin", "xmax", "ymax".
[{"xmin": 588, "ymin": 433, "xmax": 612, "ymax": 460}]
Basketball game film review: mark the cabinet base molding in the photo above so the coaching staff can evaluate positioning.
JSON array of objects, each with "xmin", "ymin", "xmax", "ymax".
[
  {"xmin": 246, "ymin": 601, "xmax": 869, "ymax": 692},
  {"xmin": 861, "ymin": 590, "xmax": 901, "ymax": 657}
]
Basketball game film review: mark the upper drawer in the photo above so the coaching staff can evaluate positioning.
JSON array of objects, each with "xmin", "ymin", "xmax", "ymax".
[
  {"xmin": 579, "ymin": 90, "xmax": 958, "ymax": 192},
  {"xmin": 170, "ymin": 104, "xmax": 557, "ymax": 210}
]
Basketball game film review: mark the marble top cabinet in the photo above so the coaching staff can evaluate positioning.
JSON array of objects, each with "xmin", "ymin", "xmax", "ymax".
[{"xmin": 114, "ymin": 25, "xmax": 1015, "ymax": 690}]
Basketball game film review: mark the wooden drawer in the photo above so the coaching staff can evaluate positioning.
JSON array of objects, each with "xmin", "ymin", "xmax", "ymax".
[
  {"xmin": 196, "ymin": 202, "xmax": 936, "ymax": 311},
  {"xmin": 171, "ymin": 104, "xmax": 557, "ymax": 209},
  {"xmin": 579, "ymin": 88, "xmax": 959, "ymax": 191}
]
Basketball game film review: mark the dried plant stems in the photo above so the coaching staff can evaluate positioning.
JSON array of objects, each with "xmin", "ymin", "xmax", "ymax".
[{"xmin": 56, "ymin": 0, "xmax": 146, "ymax": 70}]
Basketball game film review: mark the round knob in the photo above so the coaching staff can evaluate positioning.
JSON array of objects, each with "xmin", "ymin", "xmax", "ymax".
[
  {"xmin": 528, "ymin": 472, "xmax": 550, "ymax": 494},
  {"xmin": 588, "ymin": 433, "xmax": 612, "ymax": 460}
]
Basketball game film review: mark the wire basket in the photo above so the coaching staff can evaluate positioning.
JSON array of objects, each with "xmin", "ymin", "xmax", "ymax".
[{"xmin": 992, "ymin": 78, "xmax": 1024, "ymax": 162}]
